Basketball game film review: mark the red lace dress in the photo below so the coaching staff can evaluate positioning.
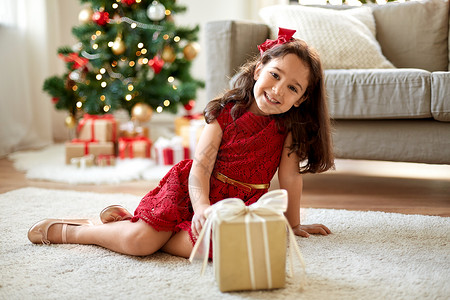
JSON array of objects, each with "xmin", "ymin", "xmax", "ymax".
[{"xmin": 131, "ymin": 103, "xmax": 287, "ymax": 243}]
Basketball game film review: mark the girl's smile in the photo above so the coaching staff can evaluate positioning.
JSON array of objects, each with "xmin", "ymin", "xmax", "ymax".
[
  {"xmin": 250, "ymin": 53, "xmax": 310, "ymax": 116},
  {"xmin": 264, "ymin": 91, "xmax": 280, "ymax": 104}
]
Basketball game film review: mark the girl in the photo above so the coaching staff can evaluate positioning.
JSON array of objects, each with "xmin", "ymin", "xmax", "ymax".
[{"xmin": 28, "ymin": 28, "xmax": 334, "ymax": 258}]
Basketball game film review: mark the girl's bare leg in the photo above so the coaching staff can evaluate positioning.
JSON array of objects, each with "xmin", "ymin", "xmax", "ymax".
[
  {"xmin": 47, "ymin": 219, "xmax": 172, "ymax": 256},
  {"xmin": 161, "ymin": 230, "xmax": 193, "ymax": 258}
]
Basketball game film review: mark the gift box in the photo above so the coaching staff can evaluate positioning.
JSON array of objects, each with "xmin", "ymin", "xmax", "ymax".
[
  {"xmin": 174, "ymin": 113, "xmax": 204, "ymax": 136},
  {"xmin": 118, "ymin": 137, "xmax": 152, "ymax": 159},
  {"xmin": 77, "ymin": 114, "xmax": 118, "ymax": 142},
  {"xmin": 119, "ymin": 121, "xmax": 149, "ymax": 138},
  {"xmin": 179, "ymin": 118, "xmax": 205, "ymax": 157},
  {"xmin": 65, "ymin": 140, "xmax": 115, "ymax": 164},
  {"xmin": 70, "ymin": 154, "xmax": 95, "ymax": 168},
  {"xmin": 214, "ymin": 212, "xmax": 286, "ymax": 291},
  {"xmin": 96, "ymin": 154, "xmax": 116, "ymax": 166},
  {"xmin": 154, "ymin": 136, "xmax": 189, "ymax": 165},
  {"xmin": 190, "ymin": 190, "xmax": 305, "ymax": 292}
]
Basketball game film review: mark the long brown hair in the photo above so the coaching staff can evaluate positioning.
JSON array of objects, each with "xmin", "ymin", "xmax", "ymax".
[{"xmin": 204, "ymin": 39, "xmax": 334, "ymax": 174}]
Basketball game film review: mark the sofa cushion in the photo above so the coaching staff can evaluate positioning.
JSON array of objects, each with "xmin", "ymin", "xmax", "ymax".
[
  {"xmin": 372, "ymin": 0, "xmax": 449, "ymax": 72},
  {"xmin": 431, "ymin": 72, "xmax": 450, "ymax": 122},
  {"xmin": 259, "ymin": 5, "xmax": 394, "ymax": 70},
  {"xmin": 205, "ymin": 21, "xmax": 270, "ymax": 100},
  {"xmin": 325, "ymin": 69, "xmax": 431, "ymax": 119},
  {"xmin": 333, "ymin": 119, "xmax": 450, "ymax": 164}
]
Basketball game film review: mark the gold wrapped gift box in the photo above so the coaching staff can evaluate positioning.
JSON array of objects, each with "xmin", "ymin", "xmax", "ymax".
[
  {"xmin": 118, "ymin": 137, "xmax": 152, "ymax": 159},
  {"xmin": 65, "ymin": 141, "xmax": 115, "ymax": 164},
  {"xmin": 213, "ymin": 214, "xmax": 287, "ymax": 292},
  {"xmin": 77, "ymin": 114, "xmax": 118, "ymax": 142},
  {"xmin": 174, "ymin": 114, "xmax": 203, "ymax": 136},
  {"xmin": 175, "ymin": 116, "xmax": 205, "ymax": 157},
  {"xmin": 119, "ymin": 121, "xmax": 149, "ymax": 138},
  {"xmin": 190, "ymin": 190, "xmax": 304, "ymax": 293}
]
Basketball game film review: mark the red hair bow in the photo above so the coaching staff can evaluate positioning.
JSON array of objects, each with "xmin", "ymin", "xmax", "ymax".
[{"xmin": 257, "ymin": 27, "xmax": 296, "ymax": 56}]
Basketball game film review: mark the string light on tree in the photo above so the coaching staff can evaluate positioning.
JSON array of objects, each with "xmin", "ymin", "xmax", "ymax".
[
  {"xmin": 78, "ymin": 7, "xmax": 93, "ymax": 24},
  {"xmin": 65, "ymin": 115, "xmax": 77, "ymax": 128},
  {"xmin": 69, "ymin": 70, "xmax": 82, "ymax": 81}
]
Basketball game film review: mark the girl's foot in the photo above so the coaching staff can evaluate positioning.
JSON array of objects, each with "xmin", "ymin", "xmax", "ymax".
[
  {"xmin": 99, "ymin": 205, "xmax": 133, "ymax": 223},
  {"xmin": 28, "ymin": 219, "xmax": 92, "ymax": 245}
]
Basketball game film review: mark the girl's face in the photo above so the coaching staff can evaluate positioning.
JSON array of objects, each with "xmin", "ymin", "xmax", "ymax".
[{"xmin": 251, "ymin": 53, "xmax": 310, "ymax": 116}]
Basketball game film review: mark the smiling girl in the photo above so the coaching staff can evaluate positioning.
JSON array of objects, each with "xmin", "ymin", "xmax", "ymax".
[{"xmin": 28, "ymin": 28, "xmax": 334, "ymax": 258}]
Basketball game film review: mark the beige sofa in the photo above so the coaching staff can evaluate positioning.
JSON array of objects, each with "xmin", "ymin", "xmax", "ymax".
[{"xmin": 205, "ymin": 0, "xmax": 450, "ymax": 164}]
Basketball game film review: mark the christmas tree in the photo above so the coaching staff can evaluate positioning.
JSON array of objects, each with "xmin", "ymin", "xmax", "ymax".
[{"xmin": 43, "ymin": 0, "xmax": 204, "ymax": 127}]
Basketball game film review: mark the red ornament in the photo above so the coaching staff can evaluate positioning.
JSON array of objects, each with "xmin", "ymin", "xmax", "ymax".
[
  {"xmin": 122, "ymin": 0, "xmax": 136, "ymax": 5},
  {"xmin": 148, "ymin": 55, "xmax": 164, "ymax": 74},
  {"xmin": 183, "ymin": 100, "xmax": 196, "ymax": 111},
  {"xmin": 52, "ymin": 97, "xmax": 60, "ymax": 104},
  {"xmin": 92, "ymin": 11, "xmax": 110, "ymax": 26}
]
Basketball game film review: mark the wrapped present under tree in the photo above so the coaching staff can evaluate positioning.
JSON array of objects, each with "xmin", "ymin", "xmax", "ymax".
[
  {"xmin": 154, "ymin": 136, "xmax": 189, "ymax": 165},
  {"xmin": 77, "ymin": 114, "xmax": 118, "ymax": 142},
  {"xmin": 65, "ymin": 140, "xmax": 115, "ymax": 164},
  {"xmin": 118, "ymin": 136, "xmax": 152, "ymax": 159}
]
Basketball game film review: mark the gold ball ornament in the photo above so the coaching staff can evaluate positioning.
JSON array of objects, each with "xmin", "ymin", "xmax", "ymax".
[
  {"xmin": 131, "ymin": 103, "xmax": 153, "ymax": 123},
  {"xmin": 65, "ymin": 115, "xmax": 77, "ymax": 129},
  {"xmin": 162, "ymin": 45, "xmax": 176, "ymax": 63},
  {"xmin": 183, "ymin": 42, "xmax": 200, "ymax": 61},
  {"xmin": 112, "ymin": 36, "xmax": 126, "ymax": 55},
  {"xmin": 78, "ymin": 7, "xmax": 93, "ymax": 24}
]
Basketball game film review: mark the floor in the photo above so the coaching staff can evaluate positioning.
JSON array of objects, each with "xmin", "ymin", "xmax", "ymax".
[{"xmin": 1, "ymin": 157, "xmax": 449, "ymax": 217}]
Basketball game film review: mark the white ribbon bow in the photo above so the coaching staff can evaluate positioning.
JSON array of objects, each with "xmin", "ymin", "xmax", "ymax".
[{"xmin": 189, "ymin": 189, "xmax": 305, "ymax": 288}]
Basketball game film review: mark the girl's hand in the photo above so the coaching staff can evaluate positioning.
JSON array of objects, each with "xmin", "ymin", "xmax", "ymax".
[
  {"xmin": 191, "ymin": 204, "xmax": 211, "ymax": 238},
  {"xmin": 292, "ymin": 224, "xmax": 331, "ymax": 237}
]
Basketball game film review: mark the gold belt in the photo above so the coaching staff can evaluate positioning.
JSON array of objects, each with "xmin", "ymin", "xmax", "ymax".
[{"xmin": 213, "ymin": 171, "xmax": 270, "ymax": 193}]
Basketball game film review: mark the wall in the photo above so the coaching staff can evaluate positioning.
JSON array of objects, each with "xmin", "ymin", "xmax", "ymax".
[{"xmin": 52, "ymin": 0, "xmax": 84, "ymax": 141}]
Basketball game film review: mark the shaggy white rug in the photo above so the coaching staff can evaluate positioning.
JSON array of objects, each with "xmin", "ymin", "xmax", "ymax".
[
  {"xmin": 8, "ymin": 144, "xmax": 171, "ymax": 184},
  {"xmin": 9, "ymin": 144, "xmax": 450, "ymax": 185},
  {"xmin": 1, "ymin": 188, "xmax": 449, "ymax": 300}
]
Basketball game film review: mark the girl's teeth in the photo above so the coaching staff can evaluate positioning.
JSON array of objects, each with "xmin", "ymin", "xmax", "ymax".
[{"xmin": 266, "ymin": 93, "xmax": 278, "ymax": 103}]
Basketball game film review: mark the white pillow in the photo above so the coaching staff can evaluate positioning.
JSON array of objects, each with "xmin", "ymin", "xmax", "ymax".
[{"xmin": 259, "ymin": 5, "xmax": 395, "ymax": 69}]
